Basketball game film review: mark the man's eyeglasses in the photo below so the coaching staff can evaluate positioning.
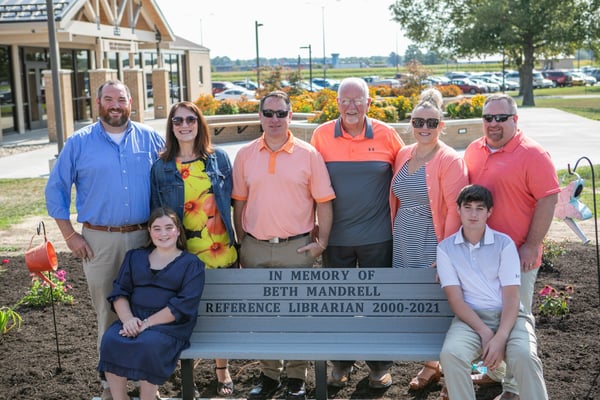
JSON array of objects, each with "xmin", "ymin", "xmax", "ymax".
[
  {"xmin": 261, "ymin": 109, "xmax": 289, "ymax": 118},
  {"xmin": 339, "ymin": 98, "xmax": 366, "ymax": 107},
  {"xmin": 411, "ymin": 118, "xmax": 440, "ymax": 129},
  {"xmin": 482, "ymin": 114, "xmax": 514, "ymax": 123},
  {"xmin": 172, "ymin": 116, "xmax": 198, "ymax": 126}
]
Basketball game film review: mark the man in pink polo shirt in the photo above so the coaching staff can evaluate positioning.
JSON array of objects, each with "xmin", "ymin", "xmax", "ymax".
[
  {"xmin": 464, "ymin": 94, "xmax": 559, "ymax": 400},
  {"xmin": 232, "ymin": 90, "xmax": 335, "ymax": 400}
]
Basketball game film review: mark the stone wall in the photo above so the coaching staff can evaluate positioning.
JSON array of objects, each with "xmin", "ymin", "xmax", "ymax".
[{"xmin": 206, "ymin": 114, "xmax": 483, "ymax": 150}]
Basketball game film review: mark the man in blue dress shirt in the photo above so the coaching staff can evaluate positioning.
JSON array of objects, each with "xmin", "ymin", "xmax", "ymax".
[{"xmin": 45, "ymin": 80, "xmax": 165, "ymax": 400}]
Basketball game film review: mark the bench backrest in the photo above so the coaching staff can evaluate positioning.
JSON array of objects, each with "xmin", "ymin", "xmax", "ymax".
[{"xmin": 182, "ymin": 267, "xmax": 453, "ymax": 361}]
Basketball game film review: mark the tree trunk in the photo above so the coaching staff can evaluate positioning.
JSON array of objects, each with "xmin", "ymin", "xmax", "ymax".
[{"xmin": 521, "ymin": 42, "xmax": 536, "ymax": 107}]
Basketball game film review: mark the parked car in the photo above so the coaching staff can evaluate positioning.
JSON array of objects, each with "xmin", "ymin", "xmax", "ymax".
[
  {"xmin": 368, "ymin": 78, "xmax": 401, "ymax": 88},
  {"xmin": 569, "ymin": 71, "xmax": 596, "ymax": 86},
  {"xmin": 212, "ymin": 81, "xmax": 236, "ymax": 95},
  {"xmin": 214, "ymin": 88, "xmax": 256, "ymax": 101},
  {"xmin": 232, "ymin": 80, "xmax": 259, "ymax": 90},
  {"xmin": 311, "ymin": 78, "xmax": 339, "ymax": 89},
  {"xmin": 542, "ymin": 70, "xmax": 572, "ymax": 87},
  {"xmin": 449, "ymin": 78, "xmax": 487, "ymax": 94},
  {"xmin": 471, "ymin": 78, "xmax": 500, "ymax": 92},
  {"xmin": 506, "ymin": 71, "xmax": 554, "ymax": 89}
]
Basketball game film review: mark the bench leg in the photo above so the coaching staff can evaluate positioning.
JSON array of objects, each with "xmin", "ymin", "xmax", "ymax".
[
  {"xmin": 181, "ymin": 359, "xmax": 195, "ymax": 400},
  {"xmin": 314, "ymin": 360, "xmax": 328, "ymax": 400}
]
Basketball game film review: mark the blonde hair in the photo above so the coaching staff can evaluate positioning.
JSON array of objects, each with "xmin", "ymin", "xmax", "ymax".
[{"xmin": 413, "ymin": 88, "xmax": 444, "ymax": 119}]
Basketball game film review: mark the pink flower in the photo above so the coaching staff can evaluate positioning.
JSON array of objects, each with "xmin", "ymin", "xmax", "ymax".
[
  {"xmin": 538, "ymin": 285, "xmax": 554, "ymax": 297},
  {"xmin": 564, "ymin": 285, "xmax": 574, "ymax": 294},
  {"xmin": 2, "ymin": 259, "xmax": 8, "ymax": 264}
]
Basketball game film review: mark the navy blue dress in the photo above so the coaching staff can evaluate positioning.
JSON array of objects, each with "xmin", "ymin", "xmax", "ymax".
[{"xmin": 97, "ymin": 248, "xmax": 205, "ymax": 384}]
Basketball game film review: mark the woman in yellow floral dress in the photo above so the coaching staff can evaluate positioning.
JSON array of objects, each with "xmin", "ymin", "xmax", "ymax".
[{"xmin": 151, "ymin": 101, "xmax": 237, "ymax": 397}]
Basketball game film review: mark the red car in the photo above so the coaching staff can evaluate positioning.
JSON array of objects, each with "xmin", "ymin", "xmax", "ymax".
[
  {"xmin": 212, "ymin": 81, "xmax": 236, "ymax": 96},
  {"xmin": 449, "ymin": 78, "xmax": 488, "ymax": 94}
]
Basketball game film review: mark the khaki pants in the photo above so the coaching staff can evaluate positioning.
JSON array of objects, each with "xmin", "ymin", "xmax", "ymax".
[
  {"xmin": 241, "ymin": 233, "xmax": 313, "ymax": 380},
  {"xmin": 82, "ymin": 227, "xmax": 148, "ymax": 353},
  {"xmin": 440, "ymin": 310, "xmax": 547, "ymax": 400}
]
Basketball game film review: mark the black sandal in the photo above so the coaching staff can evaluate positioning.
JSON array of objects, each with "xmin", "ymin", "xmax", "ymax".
[{"xmin": 215, "ymin": 366, "xmax": 234, "ymax": 397}]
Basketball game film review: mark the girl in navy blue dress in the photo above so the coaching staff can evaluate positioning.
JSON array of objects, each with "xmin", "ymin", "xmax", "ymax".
[{"xmin": 98, "ymin": 207, "xmax": 205, "ymax": 400}]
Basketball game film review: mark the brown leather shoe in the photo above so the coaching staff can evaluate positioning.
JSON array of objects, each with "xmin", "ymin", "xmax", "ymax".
[
  {"xmin": 409, "ymin": 363, "xmax": 442, "ymax": 390},
  {"xmin": 493, "ymin": 392, "xmax": 520, "ymax": 400},
  {"xmin": 471, "ymin": 373, "xmax": 500, "ymax": 386}
]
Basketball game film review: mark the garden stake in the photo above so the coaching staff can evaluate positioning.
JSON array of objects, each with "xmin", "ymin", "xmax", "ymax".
[
  {"xmin": 568, "ymin": 157, "xmax": 599, "ymax": 306},
  {"xmin": 47, "ymin": 271, "xmax": 62, "ymax": 373}
]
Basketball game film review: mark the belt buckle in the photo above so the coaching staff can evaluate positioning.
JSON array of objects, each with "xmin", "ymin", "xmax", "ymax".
[{"xmin": 268, "ymin": 237, "xmax": 280, "ymax": 244}]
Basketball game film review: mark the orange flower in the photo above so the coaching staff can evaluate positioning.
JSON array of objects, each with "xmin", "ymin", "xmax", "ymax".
[
  {"xmin": 206, "ymin": 215, "xmax": 226, "ymax": 235},
  {"xmin": 196, "ymin": 238, "xmax": 237, "ymax": 268}
]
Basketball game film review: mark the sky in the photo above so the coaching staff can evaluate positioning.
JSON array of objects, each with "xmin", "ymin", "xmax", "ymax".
[{"xmin": 154, "ymin": 0, "xmax": 409, "ymax": 60}]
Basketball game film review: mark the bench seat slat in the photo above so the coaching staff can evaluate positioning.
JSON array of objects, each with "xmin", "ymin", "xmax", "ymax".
[
  {"xmin": 181, "ymin": 337, "xmax": 445, "ymax": 361},
  {"xmin": 191, "ymin": 316, "xmax": 453, "ymax": 333}
]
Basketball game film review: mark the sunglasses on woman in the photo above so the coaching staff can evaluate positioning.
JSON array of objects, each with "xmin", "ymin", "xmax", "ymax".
[
  {"xmin": 171, "ymin": 116, "xmax": 199, "ymax": 126},
  {"xmin": 411, "ymin": 118, "xmax": 440, "ymax": 129}
]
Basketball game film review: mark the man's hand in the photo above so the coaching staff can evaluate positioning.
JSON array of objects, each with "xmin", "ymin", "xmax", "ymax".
[
  {"xmin": 519, "ymin": 242, "xmax": 540, "ymax": 272},
  {"xmin": 297, "ymin": 241, "xmax": 325, "ymax": 258},
  {"xmin": 66, "ymin": 233, "xmax": 94, "ymax": 262}
]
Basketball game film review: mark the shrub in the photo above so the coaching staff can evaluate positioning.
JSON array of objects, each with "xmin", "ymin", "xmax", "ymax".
[
  {"xmin": 195, "ymin": 94, "xmax": 220, "ymax": 116},
  {"xmin": 538, "ymin": 284, "xmax": 574, "ymax": 318},
  {"xmin": 437, "ymin": 85, "xmax": 462, "ymax": 97},
  {"xmin": 18, "ymin": 269, "xmax": 74, "ymax": 307},
  {"xmin": 216, "ymin": 100, "xmax": 239, "ymax": 115},
  {"xmin": 446, "ymin": 95, "xmax": 484, "ymax": 119}
]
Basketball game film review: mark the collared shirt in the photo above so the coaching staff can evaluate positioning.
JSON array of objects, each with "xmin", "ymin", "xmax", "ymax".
[
  {"xmin": 464, "ymin": 130, "xmax": 560, "ymax": 264},
  {"xmin": 45, "ymin": 120, "xmax": 165, "ymax": 226},
  {"xmin": 311, "ymin": 117, "xmax": 404, "ymax": 246},
  {"xmin": 232, "ymin": 131, "xmax": 335, "ymax": 240},
  {"xmin": 437, "ymin": 225, "xmax": 522, "ymax": 311}
]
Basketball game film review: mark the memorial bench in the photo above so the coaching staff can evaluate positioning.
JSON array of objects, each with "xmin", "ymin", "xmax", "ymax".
[{"xmin": 179, "ymin": 267, "xmax": 453, "ymax": 400}]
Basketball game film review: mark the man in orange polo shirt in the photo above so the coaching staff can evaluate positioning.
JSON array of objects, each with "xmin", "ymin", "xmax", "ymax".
[
  {"xmin": 464, "ymin": 94, "xmax": 559, "ymax": 400},
  {"xmin": 232, "ymin": 90, "xmax": 335, "ymax": 400},
  {"xmin": 311, "ymin": 77, "xmax": 404, "ymax": 389}
]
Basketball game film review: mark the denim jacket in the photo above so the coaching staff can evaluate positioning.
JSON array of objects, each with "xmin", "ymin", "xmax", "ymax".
[{"xmin": 150, "ymin": 147, "xmax": 235, "ymax": 246}]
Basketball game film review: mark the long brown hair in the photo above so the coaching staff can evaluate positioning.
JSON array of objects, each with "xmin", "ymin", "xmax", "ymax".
[{"xmin": 160, "ymin": 101, "xmax": 213, "ymax": 161}]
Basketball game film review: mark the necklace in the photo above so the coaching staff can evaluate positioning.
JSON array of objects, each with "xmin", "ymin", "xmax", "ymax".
[{"xmin": 412, "ymin": 143, "xmax": 440, "ymax": 162}]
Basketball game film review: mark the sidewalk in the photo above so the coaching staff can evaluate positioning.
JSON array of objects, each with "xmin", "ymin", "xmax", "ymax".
[{"xmin": 0, "ymin": 107, "xmax": 599, "ymax": 179}]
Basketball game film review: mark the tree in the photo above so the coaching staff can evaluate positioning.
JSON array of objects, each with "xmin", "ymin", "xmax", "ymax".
[{"xmin": 389, "ymin": 0, "xmax": 595, "ymax": 106}]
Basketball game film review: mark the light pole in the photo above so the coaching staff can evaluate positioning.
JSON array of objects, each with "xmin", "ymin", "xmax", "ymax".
[
  {"xmin": 301, "ymin": 44, "xmax": 312, "ymax": 91},
  {"xmin": 255, "ymin": 21, "xmax": 263, "ymax": 87},
  {"xmin": 322, "ymin": 6, "xmax": 326, "ymax": 80}
]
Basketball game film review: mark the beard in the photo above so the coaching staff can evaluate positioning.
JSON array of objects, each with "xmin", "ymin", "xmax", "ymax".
[{"xmin": 99, "ymin": 106, "xmax": 130, "ymax": 128}]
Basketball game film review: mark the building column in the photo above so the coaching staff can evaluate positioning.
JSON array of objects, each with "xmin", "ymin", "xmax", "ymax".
[
  {"xmin": 88, "ymin": 69, "xmax": 118, "ymax": 121},
  {"xmin": 123, "ymin": 68, "xmax": 145, "ymax": 123},
  {"xmin": 43, "ymin": 69, "xmax": 74, "ymax": 143},
  {"xmin": 152, "ymin": 68, "xmax": 170, "ymax": 119}
]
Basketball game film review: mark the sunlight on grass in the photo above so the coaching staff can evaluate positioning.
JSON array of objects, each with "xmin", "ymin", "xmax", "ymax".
[
  {"xmin": 531, "ymin": 96, "xmax": 600, "ymax": 121},
  {"xmin": 0, "ymin": 179, "xmax": 49, "ymax": 229}
]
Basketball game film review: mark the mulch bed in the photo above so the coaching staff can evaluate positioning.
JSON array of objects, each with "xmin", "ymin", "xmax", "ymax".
[{"xmin": 0, "ymin": 243, "xmax": 599, "ymax": 399}]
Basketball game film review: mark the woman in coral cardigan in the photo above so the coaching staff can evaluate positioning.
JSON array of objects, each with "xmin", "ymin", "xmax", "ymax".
[{"xmin": 389, "ymin": 88, "xmax": 469, "ymax": 391}]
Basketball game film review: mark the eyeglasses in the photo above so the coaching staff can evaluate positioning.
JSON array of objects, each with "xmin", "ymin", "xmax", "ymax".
[
  {"xmin": 261, "ymin": 109, "xmax": 289, "ymax": 118},
  {"xmin": 339, "ymin": 98, "xmax": 366, "ymax": 107},
  {"xmin": 482, "ymin": 114, "xmax": 514, "ymax": 123},
  {"xmin": 411, "ymin": 118, "xmax": 440, "ymax": 129},
  {"xmin": 172, "ymin": 116, "xmax": 198, "ymax": 126}
]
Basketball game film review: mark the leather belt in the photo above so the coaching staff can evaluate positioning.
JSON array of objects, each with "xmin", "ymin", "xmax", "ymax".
[
  {"xmin": 83, "ymin": 222, "xmax": 147, "ymax": 233},
  {"xmin": 248, "ymin": 232, "xmax": 310, "ymax": 244}
]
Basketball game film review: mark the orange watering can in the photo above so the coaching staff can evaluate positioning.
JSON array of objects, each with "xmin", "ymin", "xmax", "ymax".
[{"xmin": 25, "ymin": 221, "xmax": 58, "ymax": 287}]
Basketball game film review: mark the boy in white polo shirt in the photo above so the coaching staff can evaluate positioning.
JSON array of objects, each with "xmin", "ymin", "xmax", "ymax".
[{"xmin": 437, "ymin": 184, "xmax": 548, "ymax": 400}]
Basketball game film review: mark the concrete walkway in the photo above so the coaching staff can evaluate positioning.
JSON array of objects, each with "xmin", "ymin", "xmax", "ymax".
[{"xmin": 0, "ymin": 107, "xmax": 599, "ymax": 179}]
